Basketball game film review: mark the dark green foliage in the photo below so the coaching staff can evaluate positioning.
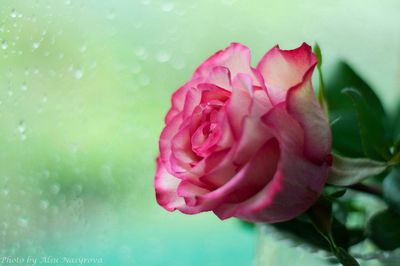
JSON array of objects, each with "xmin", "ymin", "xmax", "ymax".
[
  {"xmin": 342, "ymin": 88, "xmax": 390, "ymax": 160},
  {"xmin": 383, "ymin": 167, "xmax": 400, "ymax": 215},
  {"xmin": 324, "ymin": 62, "xmax": 392, "ymax": 160},
  {"xmin": 393, "ymin": 103, "xmax": 400, "ymax": 155},
  {"xmin": 367, "ymin": 209, "xmax": 400, "ymax": 250}
]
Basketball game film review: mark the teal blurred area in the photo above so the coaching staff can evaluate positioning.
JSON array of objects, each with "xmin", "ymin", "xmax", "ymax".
[{"xmin": 0, "ymin": 1, "xmax": 399, "ymax": 265}]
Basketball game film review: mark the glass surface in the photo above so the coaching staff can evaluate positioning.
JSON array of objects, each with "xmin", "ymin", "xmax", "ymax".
[{"xmin": 0, "ymin": 1, "xmax": 399, "ymax": 265}]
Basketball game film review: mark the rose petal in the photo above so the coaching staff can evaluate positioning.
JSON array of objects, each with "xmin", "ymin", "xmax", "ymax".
[
  {"xmin": 206, "ymin": 66, "xmax": 232, "ymax": 89},
  {"xmin": 177, "ymin": 181, "xmax": 210, "ymax": 206},
  {"xmin": 257, "ymin": 43, "xmax": 317, "ymax": 104},
  {"xmin": 198, "ymin": 83, "xmax": 231, "ymax": 103},
  {"xmin": 194, "ymin": 43, "xmax": 253, "ymax": 79},
  {"xmin": 156, "ymin": 157, "xmax": 212, "ymax": 214},
  {"xmin": 233, "ymin": 115, "xmax": 272, "ymax": 165},
  {"xmin": 171, "ymin": 124, "xmax": 199, "ymax": 172},
  {"xmin": 286, "ymin": 74, "xmax": 331, "ymax": 163},
  {"xmin": 165, "ymin": 78, "xmax": 198, "ymax": 123},
  {"xmin": 159, "ymin": 113, "xmax": 183, "ymax": 172},
  {"xmin": 213, "ymin": 104, "xmax": 329, "ymax": 222},
  {"xmin": 195, "ymin": 138, "xmax": 280, "ymax": 211},
  {"xmin": 226, "ymin": 74, "xmax": 253, "ymax": 139},
  {"xmin": 215, "ymin": 157, "xmax": 329, "ymax": 223},
  {"xmin": 182, "ymin": 87, "xmax": 201, "ymax": 120},
  {"xmin": 155, "ymin": 157, "xmax": 188, "ymax": 211}
]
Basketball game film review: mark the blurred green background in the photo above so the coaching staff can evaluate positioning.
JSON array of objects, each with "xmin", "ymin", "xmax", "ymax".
[{"xmin": 0, "ymin": 1, "xmax": 399, "ymax": 265}]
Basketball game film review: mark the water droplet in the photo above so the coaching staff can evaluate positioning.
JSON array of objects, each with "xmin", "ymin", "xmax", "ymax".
[
  {"xmin": 18, "ymin": 217, "xmax": 28, "ymax": 228},
  {"xmin": 11, "ymin": 9, "xmax": 17, "ymax": 18},
  {"xmin": 18, "ymin": 121, "xmax": 27, "ymax": 141},
  {"xmin": 18, "ymin": 121, "xmax": 25, "ymax": 134},
  {"xmin": 1, "ymin": 189, "xmax": 9, "ymax": 197},
  {"xmin": 32, "ymin": 42, "xmax": 40, "ymax": 50},
  {"xmin": 161, "ymin": 2, "xmax": 174, "ymax": 12},
  {"xmin": 1, "ymin": 40, "xmax": 8, "ymax": 50},
  {"xmin": 134, "ymin": 47, "xmax": 148, "ymax": 60},
  {"xmin": 141, "ymin": 0, "xmax": 151, "ymax": 5},
  {"xmin": 40, "ymin": 200, "xmax": 49, "ymax": 210},
  {"xmin": 156, "ymin": 51, "xmax": 171, "ymax": 63},
  {"xmin": 107, "ymin": 9, "xmax": 116, "ymax": 20},
  {"xmin": 50, "ymin": 184, "xmax": 60, "ymax": 194},
  {"xmin": 74, "ymin": 68, "xmax": 84, "ymax": 79},
  {"xmin": 20, "ymin": 82, "xmax": 27, "ymax": 91}
]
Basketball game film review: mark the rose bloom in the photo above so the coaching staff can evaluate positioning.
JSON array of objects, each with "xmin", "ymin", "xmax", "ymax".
[{"xmin": 155, "ymin": 43, "xmax": 331, "ymax": 223}]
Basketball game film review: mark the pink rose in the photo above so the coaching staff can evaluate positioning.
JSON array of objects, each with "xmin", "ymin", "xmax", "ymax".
[{"xmin": 155, "ymin": 43, "xmax": 332, "ymax": 223}]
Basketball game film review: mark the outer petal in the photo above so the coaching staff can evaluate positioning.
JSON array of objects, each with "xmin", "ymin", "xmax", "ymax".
[
  {"xmin": 257, "ymin": 43, "xmax": 317, "ymax": 104},
  {"xmin": 180, "ymin": 138, "xmax": 280, "ymax": 213},
  {"xmin": 159, "ymin": 113, "xmax": 183, "ymax": 172},
  {"xmin": 155, "ymin": 157, "xmax": 212, "ymax": 214},
  {"xmin": 214, "ymin": 104, "xmax": 329, "ymax": 222},
  {"xmin": 287, "ymin": 72, "xmax": 332, "ymax": 164},
  {"xmin": 194, "ymin": 43, "xmax": 252, "ymax": 79},
  {"xmin": 181, "ymin": 87, "xmax": 201, "ymax": 120},
  {"xmin": 155, "ymin": 157, "xmax": 189, "ymax": 212}
]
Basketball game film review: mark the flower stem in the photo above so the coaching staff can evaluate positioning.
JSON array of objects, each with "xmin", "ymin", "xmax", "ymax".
[{"xmin": 348, "ymin": 183, "xmax": 383, "ymax": 197}]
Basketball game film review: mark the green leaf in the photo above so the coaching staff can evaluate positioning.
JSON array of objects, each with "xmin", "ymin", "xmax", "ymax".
[
  {"xmin": 342, "ymin": 87, "xmax": 391, "ymax": 160},
  {"xmin": 271, "ymin": 218, "xmax": 331, "ymax": 251},
  {"xmin": 367, "ymin": 209, "xmax": 400, "ymax": 250},
  {"xmin": 391, "ymin": 150, "xmax": 400, "ymax": 164},
  {"xmin": 313, "ymin": 44, "xmax": 328, "ymax": 116},
  {"xmin": 327, "ymin": 153, "xmax": 389, "ymax": 186},
  {"xmin": 383, "ymin": 167, "xmax": 400, "ymax": 215},
  {"xmin": 271, "ymin": 216, "xmax": 351, "ymax": 252},
  {"xmin": 324, "ymin": 62, "xmax": 391, "ymax": 158},
  {"xmin": 393, "ymin": 103, "xmax": 400, "ymax": 154}
]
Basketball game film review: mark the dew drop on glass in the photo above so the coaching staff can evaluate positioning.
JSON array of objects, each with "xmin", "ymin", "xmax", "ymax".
[
  {"xmin": 20, "ymin": 82, "xmax": 27, "ymax": 91},
  {"xmin": 134, "ymin": 47, "xmax": 148, "ymax": 60},
  {"xmin": 156, "ymin": 51, "xmax": 171, "ymax": 63},
  {"xmin": 40, "ymin": 200, "xmax": 49, "ymax": 210},
  {"xmin": 18, "ymin": 121, "xmax": 26, "ymax": 141},
  {"xmin": 1, "ymin": 40, "xmax": 8, "ymax": 50},
  {"xmin": 17, "ymin": 217, "xmax": 29, "ymax": 228},
  {"xmin": 32, "ymin": 42, "xmax": 40, "ymax": 50},
  {"xmin": 74, "ymin": 68, "xmax": 84, "ymax": 79},
  {"xmin": 10, "ymin": 8, "xmax": 17, "ymax": 18},
  {"xmin": 50, "ymin": 184, "xmax": 60, "ymax": 195},
  {"xmin": 161, "ymin": 2, "xmax": 174, "ymax": 12}
]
